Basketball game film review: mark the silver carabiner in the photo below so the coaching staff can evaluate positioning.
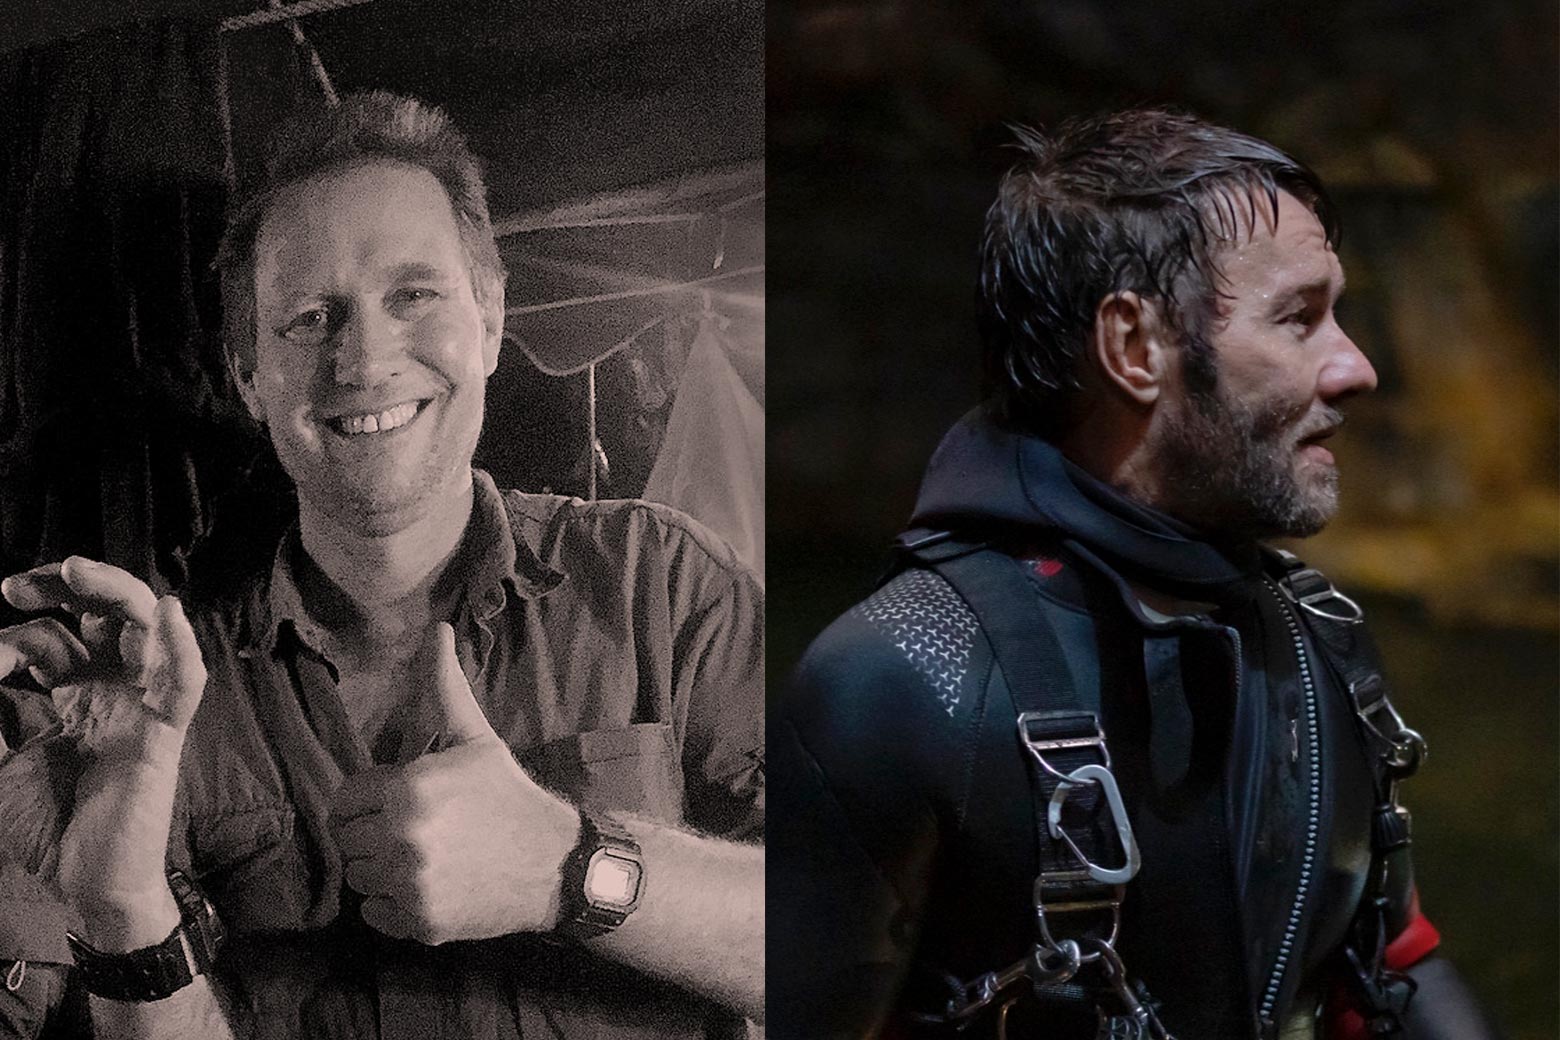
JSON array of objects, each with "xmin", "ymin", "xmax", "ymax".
[
  {"xmin": 1047, "ymin": 764, "xmax": 1142, "ymax": 885},
  {"xmin": 1351, "ymin": 677, "xmax": 1428, "ymax": 777}
]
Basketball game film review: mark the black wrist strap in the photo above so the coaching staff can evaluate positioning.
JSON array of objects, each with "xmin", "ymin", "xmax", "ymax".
[
  {"xmin": 66, "ymin": 869, "xmax": 224, "ymax": 1003},
  {"xmin": 557, "ymin": 810, "xmax": 643, "ymax": 940}
]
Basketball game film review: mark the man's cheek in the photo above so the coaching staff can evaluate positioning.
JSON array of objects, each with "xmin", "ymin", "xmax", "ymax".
[
  {"xmin": 289, "ymin": 414, "xmax": 323, "ymax": 450},
  {"xmin": 418, "ymin": 312, "xmax": 488, "ymax": 379}
]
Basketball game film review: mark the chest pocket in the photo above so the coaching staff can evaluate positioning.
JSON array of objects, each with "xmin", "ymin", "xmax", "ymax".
[{"xmin": 517, "ymin": 722, "xmax": 684, "ymax": 824}]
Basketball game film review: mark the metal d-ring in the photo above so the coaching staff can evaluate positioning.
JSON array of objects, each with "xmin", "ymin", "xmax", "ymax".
[{"xmin": 1283, "ymin": 566, "xmax": 1365, "ymax": 623}]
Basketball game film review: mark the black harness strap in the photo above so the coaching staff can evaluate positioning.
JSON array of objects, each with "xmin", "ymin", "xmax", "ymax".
[
  {"xmin": 902, "ymin": 533, "xmax": 1114, "ymax": 882},
  {"xmin": 901, "ymin": 533, "xmax": 1084, "ymax": 713},
  {"xmin": 1266, "ymin": 549, "xmax": 1425, "ymax": 1034},
  {"xmin": 893, "ymin": 533, "xmax": 1168, "ymax": 1036}
]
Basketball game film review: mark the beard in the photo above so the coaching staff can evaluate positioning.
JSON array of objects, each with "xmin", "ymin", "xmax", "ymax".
[{"xmin": 1153, "ymin": 373, "xmax": 1344, "ymax": 541}]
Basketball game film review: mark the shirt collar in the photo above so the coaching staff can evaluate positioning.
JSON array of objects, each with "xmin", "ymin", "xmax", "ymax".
[{"xmin": 244, "ymin": 469, "xmax": 565, "ymax": 657}]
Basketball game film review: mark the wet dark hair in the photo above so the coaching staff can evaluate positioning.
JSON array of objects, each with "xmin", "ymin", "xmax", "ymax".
[
  {"xmin": 977, "ymin": 108, "xmax": 1338, "ymax": 437},
  {"xmin": 216, "ymin": 90, "xmax": 506, "ymax": 372}
]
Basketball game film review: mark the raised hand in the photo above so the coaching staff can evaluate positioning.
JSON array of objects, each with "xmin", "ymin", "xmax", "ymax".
[
  {"xmin": 0, "ymin": 557, "xmax": 207, "ymax": 945},
  {"xmin": 2, "ymin": 558, "xmax": 206, "ymax": 748},
  {"xmin": 330, "ymin": 622, "xmax": 582, "ymax": 945}
]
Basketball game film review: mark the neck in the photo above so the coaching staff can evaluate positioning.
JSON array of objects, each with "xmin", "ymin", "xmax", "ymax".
[
  {"xmin": 296, "ymin": 471, "xmax": 476, "ymax": 627},
  {"xmin": 1059, "ymin": 402, "xmax": 1165, "ymax": 508}
]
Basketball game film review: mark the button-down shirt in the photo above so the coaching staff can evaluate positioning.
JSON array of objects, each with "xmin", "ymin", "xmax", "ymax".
[{"xmin": 171, "ymin": 471, "xmax": 763, "ymax": 1039}]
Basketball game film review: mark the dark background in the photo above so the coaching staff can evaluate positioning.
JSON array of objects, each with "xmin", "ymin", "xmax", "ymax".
[{"xmin": 767, "ymin": 2, "xmax": 1559, "ymax": 1036}]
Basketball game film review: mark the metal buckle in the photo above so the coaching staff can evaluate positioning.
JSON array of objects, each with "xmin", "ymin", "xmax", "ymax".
[
  {"xmin": 1350, "ymin": 678, "xmax": 1428, "ymax": 777},
  {"xmin": 1018, "ymin": 711, "xmax": 1110, "ymax": 783},
  {"xmin": 930, "ymin": 939, "xmax": 1086, "ymax": 1026},
  {"xmin": 1046, "ymin": 765, "xmax": 1141, "ymax": 885},
  {"xmin": 1081, "ymin": 937, "xmax": 1177, "ymax": 1039},
  {"xmin": 1280, "ymin": 566, "xmax": 1365, "ymax": 623},
  {"xmin": 1034, "ymin": 875, "xmax": 1123, "ymax": 956}
]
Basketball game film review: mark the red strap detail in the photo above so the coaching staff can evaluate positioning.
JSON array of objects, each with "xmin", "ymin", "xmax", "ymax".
[
  {"xmin": 1027, "ymin": 556, "xmax": 1063, "ymax": 578},
  {"xmin": 1324, "ymin": 894, "xmax": 1442, "ymax": 1040},
  {"xmin": 1328, "ymin": 1004, "xmax": 1369, "ymax": 1040},
  {"xmin": 1384, "ymin": 908, "xmax": 1440, "ymax": 970}
]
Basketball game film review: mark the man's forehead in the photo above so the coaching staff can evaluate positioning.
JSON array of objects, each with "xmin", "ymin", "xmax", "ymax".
[
  {"xmin": 254, "ymin": 160, "xmax": 466, "ymax": 290},
  {"xmin": 1215, "ymin": 190, "xmax": 1340, "ymax": 291}
]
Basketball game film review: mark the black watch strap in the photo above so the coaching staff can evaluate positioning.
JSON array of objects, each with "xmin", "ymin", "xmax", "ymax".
[
  {"xmin": 557, "ymin": 810, "xmax": 645, "ymax": 940},
  {"xmin": 66, "ymin": 869, "xmax": 225, "ymax": 1002}
]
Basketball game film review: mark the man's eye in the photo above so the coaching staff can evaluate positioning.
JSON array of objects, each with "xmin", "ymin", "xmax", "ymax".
[
  {"xmin": 280, "ymin": 309, "xmax": 333, "ymax": 341},
  {"xmin": 392, "ymin": 287, "xmax": 440, "ymax": 308}
]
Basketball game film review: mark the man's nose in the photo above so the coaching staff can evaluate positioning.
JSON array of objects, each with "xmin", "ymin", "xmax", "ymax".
[
  {"xmin": 1320, "ymin": 326, "xmax": 1378, "ymax": 403},
  {"xmin": 332, "ymin": 308, "xmax": 403, "ymax": 385}
]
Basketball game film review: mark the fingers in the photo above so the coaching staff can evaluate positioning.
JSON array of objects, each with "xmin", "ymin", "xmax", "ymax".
[
  {"xmin": 0, "ymin": 618, "xmax": 91, "ymax": 686},
  {"xmin": 61, "ymin": 558, "xmax": 159, "ymax": 627},
  {"xmin": 331, "ymin": 765, "xmax": 394, "ymax": 822},
  {"xmin": 2, "ymin": 558, "xmax": 157, "ymax": 628},
  {"xmin": 0, "ymin": 563, "xmax": 63, "ymax": 613},
  {"xmin": 340, "ymin": 842, "xmax": 417, "ymax": 897},
  {"xmin": 333, "ymin": 808, "xmax": 419, "ymax": 918},
  {"xmin": 344, "ymin": 855, "xmax": 395, "ymax": 896},
  {"xmin": 79, "ymin": 611, "xmax": 114, "ymax": 651},
  {"xmin": 360, "ymin": 895, "xmax": 426, "ymax": 942},
  {"xmin": 332, "ymin": 809, "xmax": 387, "ymax": 861},
  {"xmin": 1, "ymin": 562, "xmax": 206, "ymax": 724}
]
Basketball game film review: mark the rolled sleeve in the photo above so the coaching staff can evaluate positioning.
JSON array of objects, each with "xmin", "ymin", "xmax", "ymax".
[{"xmin": 677, "ymin": 563, "xmax": 764, "ymax": 841}]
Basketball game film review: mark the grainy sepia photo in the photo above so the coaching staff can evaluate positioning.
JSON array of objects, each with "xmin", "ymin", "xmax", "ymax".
[{"xmin": 0, "ymin": 3, "xmax": 763, "ymax": 1037}]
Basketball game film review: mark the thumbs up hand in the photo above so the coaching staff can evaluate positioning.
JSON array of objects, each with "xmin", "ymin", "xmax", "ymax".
[{"xmin": 330, "ymin": 623, "xmax": 582, "ymax": 945}]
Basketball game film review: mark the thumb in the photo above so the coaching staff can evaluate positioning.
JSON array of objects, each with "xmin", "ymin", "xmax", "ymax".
[
  {"xmin": 416, "ymin": 622, "xmax": 492, "ymax": 749},
  {"xmin": 131, "ymin": 596, "xmax": 208, "ymax": 731}
]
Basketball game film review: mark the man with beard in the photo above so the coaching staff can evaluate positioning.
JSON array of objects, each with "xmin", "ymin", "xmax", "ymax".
[
  {"xmin": 769, "ymin": 110, "xmax": 1495, "ymax": 1039},
  {"xmin": 0, "ymin": 92, "xmax": 763, "ymax": 1039}
]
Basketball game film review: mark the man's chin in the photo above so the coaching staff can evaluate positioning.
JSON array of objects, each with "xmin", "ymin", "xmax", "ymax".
[
  {"xmin": 1255, "ymin": 482, "xmax": 1339, "ymax": 540},
  {"xmin": 292, "ymin": 469, "xmax": 470, "ymax": 538}
]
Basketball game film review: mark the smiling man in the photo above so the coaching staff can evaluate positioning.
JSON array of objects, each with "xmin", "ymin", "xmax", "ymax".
[
  {"xmin": 770, "ymin": 110, "xmax": 1494, "ymax": 1039},
  {"xmin": 0, "ymin": 92, "xmax": 763, "ymax": 1040}
]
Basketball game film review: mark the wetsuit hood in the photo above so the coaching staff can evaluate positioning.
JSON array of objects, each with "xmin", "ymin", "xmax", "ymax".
[{"xmin": 907, "ymin": 407, "xmax": 1264, "ymax": 603}]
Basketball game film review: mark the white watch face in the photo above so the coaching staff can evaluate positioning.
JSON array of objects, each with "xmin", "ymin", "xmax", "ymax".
[{"xmin": 585, "ymin": 850, "xmax": 642, "ymax": 908}]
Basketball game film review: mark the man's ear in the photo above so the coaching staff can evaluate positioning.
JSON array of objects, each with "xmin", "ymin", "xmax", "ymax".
[
  {"xmin": 481, "ymin": 287, "xmax": 504, "ymax": 378},
  {"xmin": 1090, "ymin": 291, "xmax": 1173, "ymax": 406},
  {"xmin": 481, "ymin": 321, "xmax": 502, "ymax": 378},
  {"xmin": 229, "ymin": 352, "xmax": 265, "ymax": 423}
]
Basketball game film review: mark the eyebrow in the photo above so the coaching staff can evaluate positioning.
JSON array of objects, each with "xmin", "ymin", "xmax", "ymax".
[
  {"xmin": 386, "ymin": 261, "xmax": 453, "ymax": 283},
  {"xmin": 1268, "ymin": 274, "xmax": 1346, "ymax": 314}
]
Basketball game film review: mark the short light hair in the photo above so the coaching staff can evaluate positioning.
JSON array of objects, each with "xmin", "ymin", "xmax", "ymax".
[
  {"xmin": 977, "ymin": 108, "xmax": 1338, "ymax": 436},
  {"xmin": 216, "ymin": 91, "xmax": 507, "ymax": 369}
]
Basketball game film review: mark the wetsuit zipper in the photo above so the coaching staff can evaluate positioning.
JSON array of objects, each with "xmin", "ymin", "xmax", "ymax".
[{"xmin": 1256, "ymin": 580, "xmax": 1321, "ymax": 1037}]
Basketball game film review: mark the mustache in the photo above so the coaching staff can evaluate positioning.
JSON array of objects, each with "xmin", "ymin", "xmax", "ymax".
[
  {"xmin": 1291, "ymin": 407, "xmax": 1345, "ymax": 443},
  {"xmin": 1246, "ymin": 399, "xmax": 1343, "ymax": 443}
]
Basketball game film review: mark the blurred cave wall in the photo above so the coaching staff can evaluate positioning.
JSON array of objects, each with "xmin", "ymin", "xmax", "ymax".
[{"xmin": 768, "ymin": 0, "xmax": 1556, "ymax": 623}]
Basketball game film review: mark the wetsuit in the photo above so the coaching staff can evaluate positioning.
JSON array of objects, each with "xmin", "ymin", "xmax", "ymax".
[{"xmin": 770, "ymin": 410, "xmax": 1495, "ymax": 1040}]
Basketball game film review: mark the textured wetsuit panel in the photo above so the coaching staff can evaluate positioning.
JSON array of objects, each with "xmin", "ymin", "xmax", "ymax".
[{"xmin": 855, "ymin": 569, "xmax": 979, "ymax": 715}]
